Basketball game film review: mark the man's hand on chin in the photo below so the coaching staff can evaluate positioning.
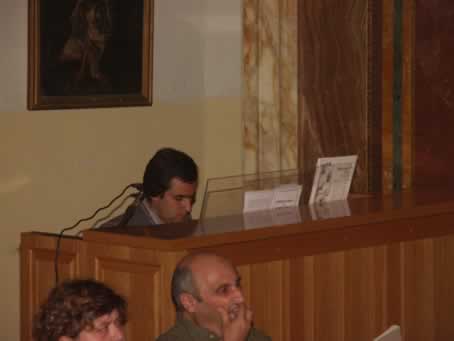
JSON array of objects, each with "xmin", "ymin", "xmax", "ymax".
[
  {"xmin": 218, "ymin": 303, "xmax": 253, "ymax": 341},
  {"xmin": 194, "ymin": 310, "xmax": 224, "ymax": 337}
]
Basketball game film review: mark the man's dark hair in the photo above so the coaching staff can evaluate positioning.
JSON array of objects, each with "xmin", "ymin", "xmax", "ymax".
[
  {"xmin": 33, "ymin": 279, "xmax": 127, "ymax": 341},
  {"xmin": 143, "ymin": 148, "xmax": 198, "ymax": 198},
  {"xmin": 171, "ymin": 262, "xmax": 202, "ymax": 313}
]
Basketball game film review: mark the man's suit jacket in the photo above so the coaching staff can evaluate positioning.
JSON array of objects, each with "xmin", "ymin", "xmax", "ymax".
[{"xmin": 99, "ymin": 201, "xmax": 158, "ymax": 228}]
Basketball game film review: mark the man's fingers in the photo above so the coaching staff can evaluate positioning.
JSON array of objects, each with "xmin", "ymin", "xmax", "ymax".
[
  {"xmin": 217, "ymin": 307, "xmax": 230, "ymax": 325},
  {"xmin": 237, "ymin": 303, "xmax": 252, "ymax": 321}
]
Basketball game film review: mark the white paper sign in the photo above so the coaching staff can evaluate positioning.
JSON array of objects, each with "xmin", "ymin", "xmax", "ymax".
[
  {"xmin": 243, "ymin": 190, "xmax": 274, "ymax": 212},
  {"xmin": 270, "ymin": 184, "xmax": 303, "ymax": 209},
  {"xmin": 309, "ymin": 155, "xmax": 358, "ymax": 204},
  {"xmin": 243, "ymin": 184, "xmax": 302, "ymax": 213}
]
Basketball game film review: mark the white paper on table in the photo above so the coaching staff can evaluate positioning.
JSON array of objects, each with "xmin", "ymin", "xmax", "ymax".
[
  {"xmin": 270, "ymin": 184, "xmax": 302, "ymax": 209},
  {"xmin": 309, "ymin": 155, "xmax": 358, "ymax": 204},
  {"xmin": 243, "ymin": 190, "xmax": 274, "ymax": 212}
]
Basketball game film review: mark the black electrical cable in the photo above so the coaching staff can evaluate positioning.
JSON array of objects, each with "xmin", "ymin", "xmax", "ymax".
[{"xmin": 54, "ymin": 183, "xmax": 142, "ymax": 284}]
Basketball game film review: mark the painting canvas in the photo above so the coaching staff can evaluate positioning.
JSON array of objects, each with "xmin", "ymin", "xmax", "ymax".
[{"xmin": 28, "ymin": 0, "xmax": 153, "ymax": 109}]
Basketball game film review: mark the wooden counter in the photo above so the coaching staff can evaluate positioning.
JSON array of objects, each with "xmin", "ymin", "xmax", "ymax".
[{"xmin": 20, "ymin": 187, "xmax": 454, "ymax": 340}]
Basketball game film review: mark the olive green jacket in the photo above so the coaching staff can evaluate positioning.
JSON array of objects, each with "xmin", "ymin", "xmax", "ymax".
[{"xmin": 156, "ymin": 318, "xmax": 271, "ymax": 341}]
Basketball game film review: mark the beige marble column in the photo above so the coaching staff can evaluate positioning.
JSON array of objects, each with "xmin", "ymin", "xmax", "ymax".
[{"xmin": 242, "ymin": 0, "xmax": 298, "ymax": 174}]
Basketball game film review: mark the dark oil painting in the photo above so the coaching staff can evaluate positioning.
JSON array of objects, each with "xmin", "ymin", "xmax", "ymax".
[{"xmin": 28, "ymin": 0, "xmax": 153, "ymax": 109}]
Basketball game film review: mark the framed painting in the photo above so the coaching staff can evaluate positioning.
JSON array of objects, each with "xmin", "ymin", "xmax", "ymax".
[{"xmin": 28, "ymin": 0, "xmax": 153, "ymax": 110}]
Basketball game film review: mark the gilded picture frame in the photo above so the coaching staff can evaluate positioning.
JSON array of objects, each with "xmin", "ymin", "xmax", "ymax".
[{"xmin": 28, "ymin": 0, "xmax": 153, "ymax": 110}]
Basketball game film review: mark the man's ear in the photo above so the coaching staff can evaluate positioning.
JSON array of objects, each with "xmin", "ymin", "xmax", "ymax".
[{"xmin": 180, "ymin": 293, "xmax": 199, "ymax": 313}]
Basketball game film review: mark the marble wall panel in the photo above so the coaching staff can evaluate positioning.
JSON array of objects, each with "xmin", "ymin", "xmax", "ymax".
[
  {"xmin": 243, "ymin": 0, "xmax": 415, "ymax": 193},
  {"xmin": 382, "ymin": 0, "xmax": 396, "ymax": 193},
  {"xmin": 242, "ymin": 0, "xmax": 298, "ymax": 174},
  {"xmin": 401, "ymin": 0, "xmax": 414, "ymax": 190},
  {"xmin": 414, "ymin": 0, "xmax": 454, "ymax": 186},
  {"xmin": 381, "ymin": 0, "xmax": 414, "ymax": 193},
  {"xmin": 298, "ymin": 0, "xmax": 372, "ymax": 193}
]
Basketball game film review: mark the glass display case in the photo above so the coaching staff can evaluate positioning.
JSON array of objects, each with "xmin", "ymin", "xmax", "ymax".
[{"xmin": 200, "ymin": 169, "xmax": 305, "ymax": 221}]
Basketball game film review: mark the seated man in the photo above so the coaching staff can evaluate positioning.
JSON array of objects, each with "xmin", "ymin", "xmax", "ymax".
[
  {"xmin": 102, "ymin": 147, "xmax": 198, "ymax": 227},
  {"xmin": 158, "ymin": 252, "xmax": 271, "ymax": 341},
  {"xmin": 33, "ymin": 279, "xmax": 127, "ymax": 341}
]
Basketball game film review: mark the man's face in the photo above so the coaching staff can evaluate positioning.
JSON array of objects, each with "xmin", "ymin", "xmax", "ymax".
[
  {"xmin": 190, "ymin": 256, "xmax": 245, "ymax": 327},
  {"xmin": 150, "ymin": 177, "xmax": 197, "ymax": 223},
  {"xmin": 72, "ymin": 310, "xmax": 125, "ymax": 341}
]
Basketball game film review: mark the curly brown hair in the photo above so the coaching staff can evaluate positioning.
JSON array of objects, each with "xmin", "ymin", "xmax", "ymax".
[{"xmin": 33, "ymin": 279, "xmax": 127, "ymax": 341}]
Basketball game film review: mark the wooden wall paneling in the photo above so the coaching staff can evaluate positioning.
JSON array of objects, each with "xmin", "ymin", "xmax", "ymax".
[
  {"xmin": 238, "ymin": 260, "xmax": 291, "ymax": 341},
  {"xmin": 240, "ymin": 247, "xmax": 401, "ymax": 341},
  {"xmin": 313, "ymin": 252, "xmax": 345, "ymax": 341},
  {"xmin": 236, "ymin": 264, "xmax": 252, "ymax": 304},
  {"xmin": 301, "ymin": 256, "xmax": 315, "ymax": 341},
  {"xmin": 384, "ymin": 243, "xmax": 403, "ymax": 329},
  {"xmin": 82, "ymin": 241, "xmax": 185, "ymax": 340},
  {"xmin": 238, "ymin": 264, "xmax": 267, "ymax": 337},
  {"xmin": 434, "ymin": 236, "xmax": 454, "ymax": 340},
  {"xmin": 370, "ymin": 246, "xmax": 388, "ymax": 336},
  {"xmin": 247, "ymin": 263, "xmax": 267, "ymax": 338},
  {"xmin": 344, "ymin": 248, "xmax": 382, "ymax": 341},
  {"xmin": 248, "ymin": 261, "xmax": 289, "ymax": 341},
  {"xmin": 95, "ymin": 257, "xmax": 160, "ymax": 341},
  {"xmin": 401, "ymin": 239, "xmax": 435, "ymax": 341},
  {"xmin": 20, "ymin": 234, "xmax": 80, "ymax": 341},
  {"xmin": 295, "ymin": 246, "xmax": 393, "ymax": 341},
  {"xmin": 21, "ymin": 190, "xmax": 454, "ymax": 341},
  {"xmin": 281, "ymin": 259, "xmax": 291, "ymax": 341},
  {"xmin": 156, "ymin": 251, "xmax": 188, "ymax": 332}
]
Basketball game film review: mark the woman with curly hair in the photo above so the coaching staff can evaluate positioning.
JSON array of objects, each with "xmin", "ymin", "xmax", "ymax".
[{"xmin": 33, "ymin": 279, "xmax": 127, "ymax": 341}]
